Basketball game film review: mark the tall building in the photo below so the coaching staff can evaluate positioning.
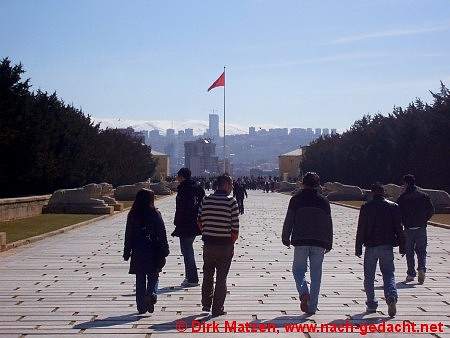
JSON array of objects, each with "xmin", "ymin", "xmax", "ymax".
[
  {"xmin": 184, "ymin": 139, "xmax": 219, "ymax": 177},
  {"xmin": 209, "ymin": 114, "xmax": 220, "ymax": 140}
]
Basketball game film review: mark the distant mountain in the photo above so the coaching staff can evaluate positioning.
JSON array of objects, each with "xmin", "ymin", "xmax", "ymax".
[{"xmin": 91, "ymin": 117, "xmax": 281, "ymax": 136}]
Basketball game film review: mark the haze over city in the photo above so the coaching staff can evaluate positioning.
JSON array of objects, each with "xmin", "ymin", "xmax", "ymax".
[{"xmin": 2, "ymin": 0, "xmax": 449, "ymax": 132}]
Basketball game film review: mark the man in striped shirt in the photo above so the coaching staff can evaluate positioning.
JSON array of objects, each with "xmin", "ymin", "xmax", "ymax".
[{"xmin": 197, "ymin": 174, "xmax": 240, "ymax": 317}]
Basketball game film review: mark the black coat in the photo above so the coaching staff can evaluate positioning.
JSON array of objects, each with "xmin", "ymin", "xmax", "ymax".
[
  {"xmin": 172, "ymin": 179, "xmax": 205, "ymax": 237},
  {"xmin": 282, "ymin": 188, "xmax": 333, "ymax": 250},
  {"xmin": 123, "ymin": 209, "xmax": 169, "ymax": 274},
  {"xmin": 355, "ymin": 195, "xmax": 405, "ymax": 257},
  {"xmin": 397, "ymin": 186, "xmax": 434, "ymax": 229}
]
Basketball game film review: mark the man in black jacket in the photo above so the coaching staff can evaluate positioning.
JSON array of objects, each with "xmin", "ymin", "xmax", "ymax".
[
  {"xmin": 233, "ymin": 177, "xmax": 248, "ymax": 214},
  {"xmin": 172, "ymin": 168, "xmax": 205, "ymax": 287},
  {"xmin": 397, "ymin": 174, "xmax": 434, "ymax": 284},
  {"xmin": 282, "ymin": 172, "xmax": 333, "ymax": 315},
  {"xmin": 355, "ymin": 183, "xmax": 405, "ymax": 317}
]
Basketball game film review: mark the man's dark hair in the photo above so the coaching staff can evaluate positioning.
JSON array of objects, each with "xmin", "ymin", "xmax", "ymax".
[
  {"xmin": 217, "ymin": 173, "xmax": 232, "ymax": 189},
  {"xmin": 302, "ymin": 172, "xmax": 320, "ymax": 188},
  {"xmin": 371, "ymin": 182, "xmax": 384, "ymax": 195},
  {"xmin": 177, "ymin": 167, "xmax": 191, "ymax": 180},
  {"xmin": 403, "ymin": 174, "xmax": 415, "ymax": 186}
]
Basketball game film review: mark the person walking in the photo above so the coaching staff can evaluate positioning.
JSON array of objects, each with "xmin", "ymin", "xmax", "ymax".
[
  {"xmin": 172, "ymin": 168, "xmax": 205, "ymax": 287},
  {"xmin": 397, "ymin": 174, "xmax": 434, "ymax": 284},
  {"xmin": 233, "ymin": 177, "xmax": 248, "ymax": 214},
  {"xmin": 123, "ymin": 189, "xmax": 170, "ymax": 314},
  {"xmin": 197, "ymin": 174, "xmax": 240, "ymax": 316},
  {"xmin": 282, "ymin": 172, "xmax": 333, "ymax": 315},
  {"xmin": 355, "ymin": 183, "xmax": 405, "ymax": 317}
]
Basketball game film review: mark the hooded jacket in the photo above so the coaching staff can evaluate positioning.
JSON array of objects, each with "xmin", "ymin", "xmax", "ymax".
[{"xmin": 172, "ymin": 179, "xmax": 205, "ymax": 237}]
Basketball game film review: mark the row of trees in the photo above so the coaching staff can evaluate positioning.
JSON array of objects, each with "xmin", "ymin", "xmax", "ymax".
[
  {"xmin": 0, "ymin": 58, "xmax": 156, "ymax": 197},
  {"xmin": 301, "ymin": 83, "xmax": 450, "ymax": 192}
]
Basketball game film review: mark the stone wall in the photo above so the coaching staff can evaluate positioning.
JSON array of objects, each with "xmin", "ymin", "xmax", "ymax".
[{"xmin": 0, "ymin": 195, "xmax": 52, "ymax": 222}]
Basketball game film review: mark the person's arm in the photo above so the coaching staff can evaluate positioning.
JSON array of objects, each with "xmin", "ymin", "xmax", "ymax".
[
  {"xmin": 355, "ymin": 207, "xmax": 365, "ymax": 257},
  {"xmin": 197, "ymin": 197, "xmax": 205, "ymax": 231},
  {"xmin": 425, "ymin": 195, "xmax": 434, "ymax": 220},
  {"xmin": 123, "ymin": 216, "xmax": 133, "ymax": 261},
  {"xmin": 230, "ymin": 198, "xmax": 239, "ymax": 243},
  {"xmin": 392, "ymin": 206, "xmax": 405, "ymax": 255},
  {"xmin": 281, "ymin": 199, "xmax": 294, "ymax": 247},
  {"xmin": 156, "ymin": 211, "xmax": 170, "ymax": 257}
]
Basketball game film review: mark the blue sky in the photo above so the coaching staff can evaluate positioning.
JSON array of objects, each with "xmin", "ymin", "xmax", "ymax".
[{"xmin": 2, "ymin": 0, "xmax": 449, "ymax": 132}]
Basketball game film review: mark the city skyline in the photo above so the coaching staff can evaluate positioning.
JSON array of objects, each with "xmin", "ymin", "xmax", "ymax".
[
  {"xmin": 2, "ymin": 1, "xmax": 449, "ymax": 131},
  {"xmin": 93, "ymin": 116, "xmax": 337, "ymax": 137}
]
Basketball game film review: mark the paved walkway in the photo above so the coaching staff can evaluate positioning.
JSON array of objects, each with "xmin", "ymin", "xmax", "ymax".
[{"xmin": 0, "ymin": 191, "xmax": 449, "ymax": 337}]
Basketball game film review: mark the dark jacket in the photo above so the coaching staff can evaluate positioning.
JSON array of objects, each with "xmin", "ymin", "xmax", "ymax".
[
  {"xmin": 233, "ymin": 182, "xmax": 248, "ymax": 200},
  {"xmin": 282, "ymin": 188, "xmax": 333, "ymax": 250},
  {"xmin": 172, "ymin": 179, "xmax": 205, "ymax": 237},
  {"xmin": 355, "ymin": 195, "xmax": 405, "ymax": 257},
  {"xmin": 123, "ymin": 209, "xmax": 170, "ymax": 274},
  {"xmin": 397, "ymin": 186, "xmax": 434, "ymax": 229}
]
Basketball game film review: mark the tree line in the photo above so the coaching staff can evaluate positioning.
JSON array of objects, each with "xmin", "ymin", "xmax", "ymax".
[
  {"xmin": 301, "ymin": 82, "xmax": 450, "ymax": 193},
  {"xmin": 0, "ymin": 58, "xmax": 156, "ymax": 198}
]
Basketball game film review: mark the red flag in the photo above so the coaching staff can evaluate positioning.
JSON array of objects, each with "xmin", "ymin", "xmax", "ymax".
[{"xmin": 207, "ymin": 72, "xmax": 225, "ymax": 92}]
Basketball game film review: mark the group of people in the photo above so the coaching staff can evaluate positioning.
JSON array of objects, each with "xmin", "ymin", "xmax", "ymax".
[
  {"xmin": 123, "ymin": 169, "xmax": 434, "ymax": 318},
  {"xmin": 124, "ymin": 168, "xmax": 239, "ymax": 316},
  {"xmin": 282, "ymin": 172, "xmax": 434, "ymax": 317}
]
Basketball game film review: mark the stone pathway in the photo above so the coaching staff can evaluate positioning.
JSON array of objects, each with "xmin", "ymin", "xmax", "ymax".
[{"xmin": 0, "ymin": 191, "xmax": 449, "ymax": 337}]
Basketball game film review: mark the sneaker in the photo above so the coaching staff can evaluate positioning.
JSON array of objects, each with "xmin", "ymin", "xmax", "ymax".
[
  {"xmin": 181, "ymin": 279, "xmax": 199, "ymax": 287},
  {"xmin": 300, "ymin": 293, "xmax": 310, "ymax": 313},
  {"xmin": 202, "ymin": 306, "xmax": 210, "ymax": 312},
  {"xmin": 405, "ymin": 275, "xmax": 414, "ymax": 282},
  {"xmin": 387, "ymin": 297, "xmax": 396, "ymax": 317},
  {"xmin": 366, "ymin": 307, "xmax": 377, "ymax": 313},
  {"xmin": 418, "ymin": 270, "xmax": 425, "ymax": 284},
  {"xmin": 211, "ymin": 310, "xmax": 227, "ymax": 317}
]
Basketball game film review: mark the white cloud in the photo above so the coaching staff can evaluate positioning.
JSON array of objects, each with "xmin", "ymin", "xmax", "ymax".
[{"xmin": 331, "ymin": 23, "xmax": 450, "ymax": 44}]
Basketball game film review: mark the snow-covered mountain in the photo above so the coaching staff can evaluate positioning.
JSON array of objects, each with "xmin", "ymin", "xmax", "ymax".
[{"xmin": 91, "ymin": 117, "xmax": 280, "ymax": 136}]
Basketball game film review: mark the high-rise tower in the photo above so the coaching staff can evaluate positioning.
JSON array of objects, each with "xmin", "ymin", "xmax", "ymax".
[{"xmin": 209, "ymin": 113, "xmax": 220, "ymax": 140}]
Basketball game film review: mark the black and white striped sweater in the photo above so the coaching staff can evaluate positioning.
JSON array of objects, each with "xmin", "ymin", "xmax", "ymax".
[{"xmin": 197, "ymin": 190, "xmax": 239, "ymax": 245}]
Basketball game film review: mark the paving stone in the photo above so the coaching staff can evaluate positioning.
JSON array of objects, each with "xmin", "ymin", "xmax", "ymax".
[{"xmin": 0, "ymin": 191, "xmax": 449, "ymax": 337}]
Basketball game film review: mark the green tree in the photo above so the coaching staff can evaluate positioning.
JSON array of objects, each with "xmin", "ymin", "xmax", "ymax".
[{"xmin": 0, "ymin": 58, "xmax": 156, "ymax": 197}]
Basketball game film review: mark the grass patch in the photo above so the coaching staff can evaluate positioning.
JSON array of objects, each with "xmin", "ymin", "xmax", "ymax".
[
  {"xmin": 0, "ymin": 214, "xmax": 101, "ymax": 244},
  {"xmin": 0, "ymin": 196, "xmax": 170, "ymax": 245},
  {"xmin": 332, "ymin": 201, "xmax": 450, "ymax": 226},
  {"xmin": 431, "ymin": 214, "xmax": 450, "ymax": 226}
]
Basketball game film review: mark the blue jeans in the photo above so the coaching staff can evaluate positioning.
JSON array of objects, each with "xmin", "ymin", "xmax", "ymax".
[
  {"xmin": 180, "ymin": 236, "xmax": 199, "ymax": 283},
  {"xmin": 363, "ymin": 245, "xmax": 397, "ymax": 310},
  {"xmin": 292, "ymin": 246, "xmax": 325, "ymax": 312},
  {"xmin": 135, "ymin": 272, "xmax": 159, "ymax": 313},
  {"xmin": 404, "ymin": 227, "xmax": 427, "ymax": 277}
]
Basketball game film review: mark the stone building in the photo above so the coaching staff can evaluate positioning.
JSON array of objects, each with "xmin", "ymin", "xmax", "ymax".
[
  {"xmin": 184, "ymin": 139, "xmax": 219, "ymax": 177},
  {"xmin": 151, "ymin": 149, "xmax": 170, "ymax": 181},
  {"xmin": 278, "ymin": 147, "xmax": 304, "ymax": 182}
]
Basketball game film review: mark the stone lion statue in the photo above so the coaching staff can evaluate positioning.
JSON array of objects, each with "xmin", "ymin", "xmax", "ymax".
[{"xmin": 323, "ymin": 182, "xmax": 364, "ymax": 201}]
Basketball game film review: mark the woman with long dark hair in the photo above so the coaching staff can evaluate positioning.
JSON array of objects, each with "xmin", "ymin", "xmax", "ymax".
[{"xmin": 123, "ymin": 189, "xmax": 169, "ymax": 314}]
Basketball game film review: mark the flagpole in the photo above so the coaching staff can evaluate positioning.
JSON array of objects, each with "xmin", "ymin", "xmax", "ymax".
[{"xmin": 223, "ymin": 66, "xmax": 226, "ymax": 173}]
